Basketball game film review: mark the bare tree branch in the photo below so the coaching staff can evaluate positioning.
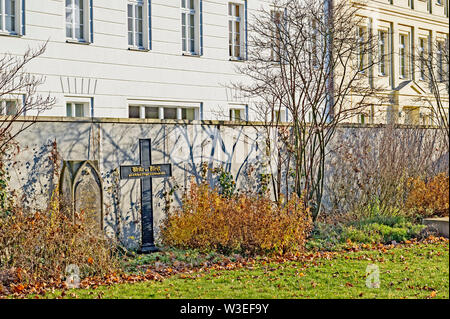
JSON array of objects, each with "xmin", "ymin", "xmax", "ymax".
[
  {"xmin": 231, "ymin": 0, "xmax": 386, "ymax": 220},
  {"xmin": 0, "ymin": 43, "xmax": 55, "ymax": 155}
]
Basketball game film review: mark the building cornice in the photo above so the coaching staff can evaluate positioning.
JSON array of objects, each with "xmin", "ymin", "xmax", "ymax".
[{"xmin": 353, "ymin": 1, "xmax": 449, "ymax": 28}]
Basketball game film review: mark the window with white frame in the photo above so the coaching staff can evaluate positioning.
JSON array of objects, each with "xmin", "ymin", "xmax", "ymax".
[
  {"xmin": 127, "ymin": 0, "xmax": 146, "ymax": 49},
  {"xmin": 272, "ymin": 109, "xmax": 284, "ymax": 122},
  {"xmin": 271, "ymin": 10, "xmax": 283, "ymax": 62},
  {"xmin": 436, "ymin": 41, "xmax": 444, "ymax": 82},
  {"xmin": 421, "ymin": 112, "xmax": 433, "ymax": 126},
  {"xmin": 0, "ymin": 99, "xmax": 19, "ymax": 116},
  {"xmin": 404, "ymin": 107, "xmax": 420, "ymax": 125},
  {"xmin": 0, "ymin": 0, "xmax": 19, "ymax": 34},
  {"xmin": 66, "ymin": 101, "xmax": 90, "ymax": 117},
  {"xmin": 358, "ymin": 105, "xmax": 374, "ymax": 124},
  {"xmin": 357, "ymin": 26, "xmax": 366, "ymax": 73},
  {"xmin": 229, "ymin": 108, "xmax": 243, "ymax": 121},
  {"xmin": 146, "ymin": 106, "xmax": 160, "ymax": 119},
  {"xmin": 65, "ymin": 0, "xmax": 88, "ymax": 41},
  {"xmin": 419, "ymin": 37, "xmax": 427, "ymax": 80},
  {"xmin": 181, "ymin": 108, "xmax": 196, "ymax": 120},
  {"xmin": 228, "ymin": 3, "xmax": 244, "ymax": 59},
  {"xmin": 311, "ymin": 19, "xmax": 319, "ymax": 67},
  {"xmin": 181, "ymin": 0, "xmax": 198, "ymax": 54},
  {"xmin": 399, "ymin": 34, "xmax": 409, "ymax": 79},
  {"xmin": 359, "ymin": 113, "xmax": 366, "ymax": 124},
  {"xmin": 129, "ymin": 105, "xmax": 141, "ymax": 118},
  {"xmin": 129, "ymin": 105, "xmax": 198, "ymax": 120},
  {"xmin": 164, "ymin": 107, "xmax": 177, "ymax": 119},
  {"xmin": 378, "ymin": 30, "xmax": 388, "ymax": 76}
]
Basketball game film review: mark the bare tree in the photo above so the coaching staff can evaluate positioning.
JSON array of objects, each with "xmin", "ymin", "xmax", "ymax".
[
  {"xmin": 232, "ymin": 0, "xmax": 386, "ymax": 220},
  {"xmin": 0, "ymin": 43, "xmax": 55, "ymax": 155},
  {"xmin": 415, "ymin": 38, "xmax": 449, "ymax": 149}
]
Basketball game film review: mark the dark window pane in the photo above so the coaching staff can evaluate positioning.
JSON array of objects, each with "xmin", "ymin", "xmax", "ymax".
[
  {"xmin": 129, "ymin": 106, "xmax": 140, "ymax": 118},
  {"xmin": 75, "ymin": 103, "xmax": 84, "ymax": 117},
  {"xmin": 145, "ymin": 107, "xmax": 159, "ymax": 119},
  {"xmin": 164, "ymin": 108, "xmax": 177, "ymax": 119},
  {"xmin": 66, "ymin": 103, "xmax": 73, "ymax": 117}
]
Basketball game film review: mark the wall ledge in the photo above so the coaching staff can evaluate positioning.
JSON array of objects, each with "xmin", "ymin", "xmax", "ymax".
[{"xmin": 1, "ymin": 115, "xmax": 441, "ymax": 130}]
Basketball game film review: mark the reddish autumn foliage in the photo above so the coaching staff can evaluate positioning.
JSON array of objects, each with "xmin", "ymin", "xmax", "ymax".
[
  {"xmin": 161, "ymin": 181, "xmax": 313, "ymax": 255},
  {"xmin": 406, "ymin": 173, "xmax": 449, "ymax": 218}
]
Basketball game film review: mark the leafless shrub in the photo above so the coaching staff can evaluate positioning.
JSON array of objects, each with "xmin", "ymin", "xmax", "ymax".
[
  {"xmin": 231, "ymin": 0, "xmax": 387, "ymax": 219},
  {"xmin": 325, "ymin": 125, "xmax": 447, "ymax": 218}
]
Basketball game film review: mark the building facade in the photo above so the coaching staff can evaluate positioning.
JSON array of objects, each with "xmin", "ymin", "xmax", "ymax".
[
  {"xmin": 354, "ymin": 0, "xmax": 449, "ymax": 125},
  {"xmin": 1, "ymin": 0, "xmax": 272, "ymax": 121},
  {"xmin": 0, "ymin": 0, "xmax": 449, "ymax": 124}
]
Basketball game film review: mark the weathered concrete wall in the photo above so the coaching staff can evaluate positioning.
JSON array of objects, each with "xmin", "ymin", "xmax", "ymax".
[
  {"xmin": 5, "ymin": 117, "xmax": 267, "ymax": 249},
  {"xmin": 4, "ymin": 117, "xmax": 448, "ymax": 249}
]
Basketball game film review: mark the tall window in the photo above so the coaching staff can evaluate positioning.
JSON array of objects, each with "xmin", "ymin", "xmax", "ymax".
[
  {"xmin": 311, "ymin": 19, "xmax": 319, "ymax": 67},
  {"xmin": 378, "ymin": 30, "xmax": 387, "ymax": 76},
  {"xmin": 437, "ymin": 41, "xmax": 444, "ymax": 82},
  {"xmin": 271, "ymin": 10, "xmax": 283, "ymax": 62},
  {"xmin": 419, "ymin": 38, "xmax": 427, "ymax": 80},
  {"xmin": 357, "ymin": 27, "xmax": 366, "ymax": 73},
  {"xmin": 399, "ymin": 34, "xmax": 408, "ymax": 78},
  {"xmin": 66, "ymin": 0, "xmax": 85, "ymax": 41},
  {"xmin": 128, "ymin": 1, "xmax": 144, "ymax": 48},
  {"xmin": 0, "ymin": 0, "xmax": 17, "ymax": 33},
  {"xmin": 228, "ymin": 3, "xmax": 243, "ymax": 59},
  {"xmin": 181, "ymin": 0, "xmax": 197, "ymax": 54}
]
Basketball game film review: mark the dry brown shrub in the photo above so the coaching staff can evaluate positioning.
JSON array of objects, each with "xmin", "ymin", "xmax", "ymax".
[
  {"xmin": 0, "ymin": 188, "xmax": 120, "ymax": 291},
  {"xmin": 161, "ymin": 180, "xmax": 312, "ymax": 255},
  {"xmin": 405, "ymin": 173, "xmax": 449, "ymax": 218}
]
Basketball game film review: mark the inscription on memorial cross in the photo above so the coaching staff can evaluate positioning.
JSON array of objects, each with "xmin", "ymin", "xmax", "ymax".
[{"xmin": 120, "ymin": 139, "xmax": 172, "ymax": 253}]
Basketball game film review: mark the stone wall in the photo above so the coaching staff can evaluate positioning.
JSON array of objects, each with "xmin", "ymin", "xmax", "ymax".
[{"xmin": 4, "ymin": 117, "xmax": 448, "ymax": 249}]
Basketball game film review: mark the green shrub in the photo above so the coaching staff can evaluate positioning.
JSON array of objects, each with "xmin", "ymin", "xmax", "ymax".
[
  {"xmin": 341, "ymin": 226, "xmax": 383, "ymax": 244},
  {"xmin": 349, "ymin": 214, "xmax": 407, "ymax": 228},
  {"xmin": 307, "ymin": 215, "xmax": 426, "ymax": 251}
]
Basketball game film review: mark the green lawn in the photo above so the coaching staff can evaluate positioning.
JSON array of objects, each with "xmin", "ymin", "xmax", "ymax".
[{"xmin": 44, "ymin": 242, "xmax": 449, "ymax": 299}]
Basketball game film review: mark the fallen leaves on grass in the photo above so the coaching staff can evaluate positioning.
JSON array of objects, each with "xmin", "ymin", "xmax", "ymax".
[{"xmin": 1, "ymin": 235, "xmax": 447, "ymax": 299}]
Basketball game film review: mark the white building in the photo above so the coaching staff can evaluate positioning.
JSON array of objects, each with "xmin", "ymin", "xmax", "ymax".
[
  {"xmin": 1, "ymin": 0, "xmax": 274, "ymax": 121},
  {"xmin": 1, "ymin": 1, "xmax": 448, "ymax": 124}
]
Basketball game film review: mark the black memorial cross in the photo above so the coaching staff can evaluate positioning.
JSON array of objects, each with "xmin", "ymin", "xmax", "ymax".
[{"xmin": 120, "ymin": 139, "xmax": 172, "ymax": 253}]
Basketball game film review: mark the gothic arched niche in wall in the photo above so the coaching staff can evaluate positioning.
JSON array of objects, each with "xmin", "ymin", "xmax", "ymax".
[
  {"xmin": 60, "ymin": 161, "xmax": 103, "ymax": 230},
  {"xmin": 60, "ymin": 164, "xmax": 73, "ymax": 216}
]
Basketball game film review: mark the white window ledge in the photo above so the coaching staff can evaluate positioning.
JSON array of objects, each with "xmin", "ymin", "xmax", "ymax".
[
  {"xmin": 229, "ymin": 57, "xmax": 245, "ymax": 62},
  {"xmin": 0, "ymin": 32, "xmax": 22, "ymax": 38},
  {"xmin": 128, "ymin": 47, "xmax": 150, "ymax": 52},
  {"xmin": 66, "ymin": 39, "xmax": 91, "ymax": 45},
  {"xmin": 182, "ymin": 52, "xmax": 201, "ymax": 57}
]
